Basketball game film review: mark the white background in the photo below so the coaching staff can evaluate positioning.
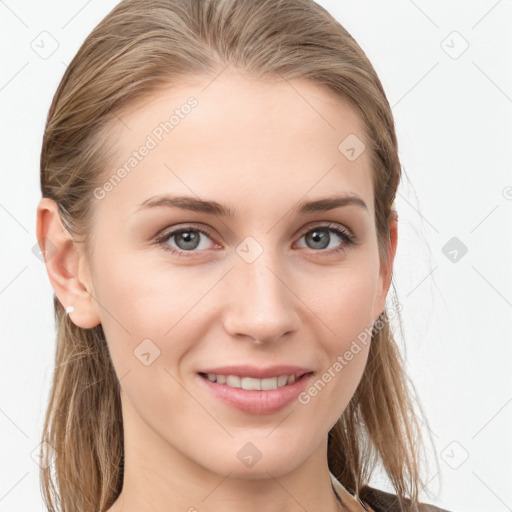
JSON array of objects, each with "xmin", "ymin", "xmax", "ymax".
[{"xmin": 1, "ymin": 1, "xmax": 511, "ymax": 511}]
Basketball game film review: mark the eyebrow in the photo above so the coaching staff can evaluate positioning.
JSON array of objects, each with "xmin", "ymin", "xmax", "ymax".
[{"xmin": 134, "ymin": 193, "xmax": 368, "ymax": 217}]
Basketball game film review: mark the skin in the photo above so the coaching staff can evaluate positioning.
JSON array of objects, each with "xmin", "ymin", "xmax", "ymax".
[{"xmin": 37, "ymin": 68, "xmax": 396, "ymax": 512}]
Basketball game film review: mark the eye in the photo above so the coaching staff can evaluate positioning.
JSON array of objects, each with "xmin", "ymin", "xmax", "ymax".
[
  {"xmin": 295, "ymin": 223, "xmax": 356, "ymax": 254},
  {"xmin": 154, "ymin": 222, "xmax": 356, "ymax": 257},
  {"xmin": 155, "ymin": 226, "xmax": 216, "ymax": 255}
]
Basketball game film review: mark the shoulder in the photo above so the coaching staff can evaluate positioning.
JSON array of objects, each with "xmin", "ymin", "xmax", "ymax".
[{"xmin": 359, "ymin": 485, "xmax": 452, "ymax": 512}]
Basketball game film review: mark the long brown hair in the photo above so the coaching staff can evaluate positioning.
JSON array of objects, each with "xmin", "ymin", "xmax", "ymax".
[{"xmin": 39, "ymin": 1, "xmax": 434, "ymax": 510}]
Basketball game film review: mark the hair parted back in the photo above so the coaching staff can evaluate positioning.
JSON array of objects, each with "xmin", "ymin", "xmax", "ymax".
[{"xmin": 39, "ymin": 1, "xmax": 434, "ymax": 511}]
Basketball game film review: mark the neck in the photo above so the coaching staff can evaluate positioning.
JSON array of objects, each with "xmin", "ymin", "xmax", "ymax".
[{"xmin": 107, "ymin": 401, "xmax": 344, "ymax": 512}]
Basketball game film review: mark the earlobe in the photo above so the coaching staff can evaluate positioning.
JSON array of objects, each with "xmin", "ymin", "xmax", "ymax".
[{"xmin": 36, "ymin": 197, "xmax": 101, "ymax": 329}]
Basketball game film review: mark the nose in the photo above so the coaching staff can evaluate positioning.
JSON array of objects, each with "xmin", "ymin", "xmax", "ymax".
[{"xmin": 222, "ymin": 249, "xmax": 301, "ymax": 344}]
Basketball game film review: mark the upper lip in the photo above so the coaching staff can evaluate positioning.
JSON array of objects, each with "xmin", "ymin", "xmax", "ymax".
[{"xmin": 198, "ymin": 365, "xmax": 313, "ymax": 379}]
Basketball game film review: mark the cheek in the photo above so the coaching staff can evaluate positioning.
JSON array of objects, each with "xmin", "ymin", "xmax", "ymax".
[
  {"xmin": 95, "ymin": 255, "xmax": 197, "ymax": 324},
  {"xmin": 333, "ymin": 274, "xmax": 379, "ymax": 341},
  {"xmin": 305, "ymin": 259, "xmax": 380, "ymax": 346},
  {"xmin": 91, "ymin": 253, "xmax": 211, "ymax": 430},
  {"xmin": 296, "ymin": 264, "xmax": 379, "ymax": 425},
  {"xmin": 91, "ymin": 251, "xmax": 217, "ymax": 374}
]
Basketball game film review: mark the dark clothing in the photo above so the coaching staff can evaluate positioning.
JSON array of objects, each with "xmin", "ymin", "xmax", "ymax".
[{"xmin": 359, "ymin": 486, "xmax": 452, "ymax": 512}]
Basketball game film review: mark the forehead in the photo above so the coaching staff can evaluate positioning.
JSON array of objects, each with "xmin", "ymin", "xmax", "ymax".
[{"xmin": 94, "ymin": 70, "xmax": 374, "ymax": 221}]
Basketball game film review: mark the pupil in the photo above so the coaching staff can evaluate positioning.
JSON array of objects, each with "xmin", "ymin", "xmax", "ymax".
[
  {"xmin": 307, "ymin": 229, "xmax": 329, "ymax": 250},
  {"xmin": 177, "ymin": 231, "xmax": 200, "ymax": 250}
]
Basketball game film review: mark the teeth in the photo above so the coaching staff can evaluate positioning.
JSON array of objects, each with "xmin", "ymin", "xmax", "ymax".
[
  {"xmin": 260, "ymin": 377, "xmax": 277, "ymax": 390},
  {"xmin": 241, "ymin": 377, "xmax": 262, "ymax": 390},
  {"xmin": 226, "ymin": 375, "xmax": 241, "ymax": 388},
  {"xmin": 204, "ymin": 373, "xmax": 300, "ymax": 390}
]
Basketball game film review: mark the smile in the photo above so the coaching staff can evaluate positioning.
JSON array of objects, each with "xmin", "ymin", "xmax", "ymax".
[
  {"xmin": 199, "ymin": 372, "xmax": 297, "ymax": 390},
  {"xmin": 197, "ymin": 371, "xmax": 314, "ymax": 415}
]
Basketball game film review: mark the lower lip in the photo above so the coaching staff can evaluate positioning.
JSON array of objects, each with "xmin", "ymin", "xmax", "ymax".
[{"xmin": 197, "ymin": 372, "xmax": 314, "ymax": 415}]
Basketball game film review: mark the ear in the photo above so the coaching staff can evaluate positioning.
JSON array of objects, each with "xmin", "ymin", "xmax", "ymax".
[
  {"xmin": 373, "ymin": 210, "xmax": 398, "ymax": 321},
  {"xmin": 36, "ymin": 197, "xmax": 101, "ymax": 328}
]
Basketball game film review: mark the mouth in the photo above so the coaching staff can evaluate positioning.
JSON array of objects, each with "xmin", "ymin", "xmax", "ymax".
[
  {"xmin": 196, "ymin": 368, "xmax": 314, "ymax": 415},
  {"xmin": 198, "ymin": 371, "xmax": 311, "ymax": 390}
]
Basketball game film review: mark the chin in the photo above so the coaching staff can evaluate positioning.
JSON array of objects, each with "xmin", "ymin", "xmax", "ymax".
[{"xmin": 197, "ymin": 441, "xmax": 309, "ymax": 480}]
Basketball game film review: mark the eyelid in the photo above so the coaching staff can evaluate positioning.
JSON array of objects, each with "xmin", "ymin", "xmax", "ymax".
[{"xmin": 295, "ymin": 221, "xmax": 353, "ymax": 239}]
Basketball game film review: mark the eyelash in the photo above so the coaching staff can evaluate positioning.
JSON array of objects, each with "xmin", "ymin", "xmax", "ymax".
[{"xmin": 154, "ymin": 223, "xmax": 356, "ymax": 257}]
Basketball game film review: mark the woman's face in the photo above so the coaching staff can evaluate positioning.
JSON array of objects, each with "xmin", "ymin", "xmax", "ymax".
[{"xmin": 79, "ymin": 70, "xmax": 395, "ymax": 479}]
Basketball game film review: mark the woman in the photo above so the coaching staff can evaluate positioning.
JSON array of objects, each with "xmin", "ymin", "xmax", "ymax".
[{"xmin": 35, "ymin": 0, "xmax": 452, "ymax": 511}]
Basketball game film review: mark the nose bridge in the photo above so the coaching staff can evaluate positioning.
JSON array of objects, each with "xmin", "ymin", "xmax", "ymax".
[{"xmin": 223, "ymin": 240, "xmax": 299, "ymax": 342}]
